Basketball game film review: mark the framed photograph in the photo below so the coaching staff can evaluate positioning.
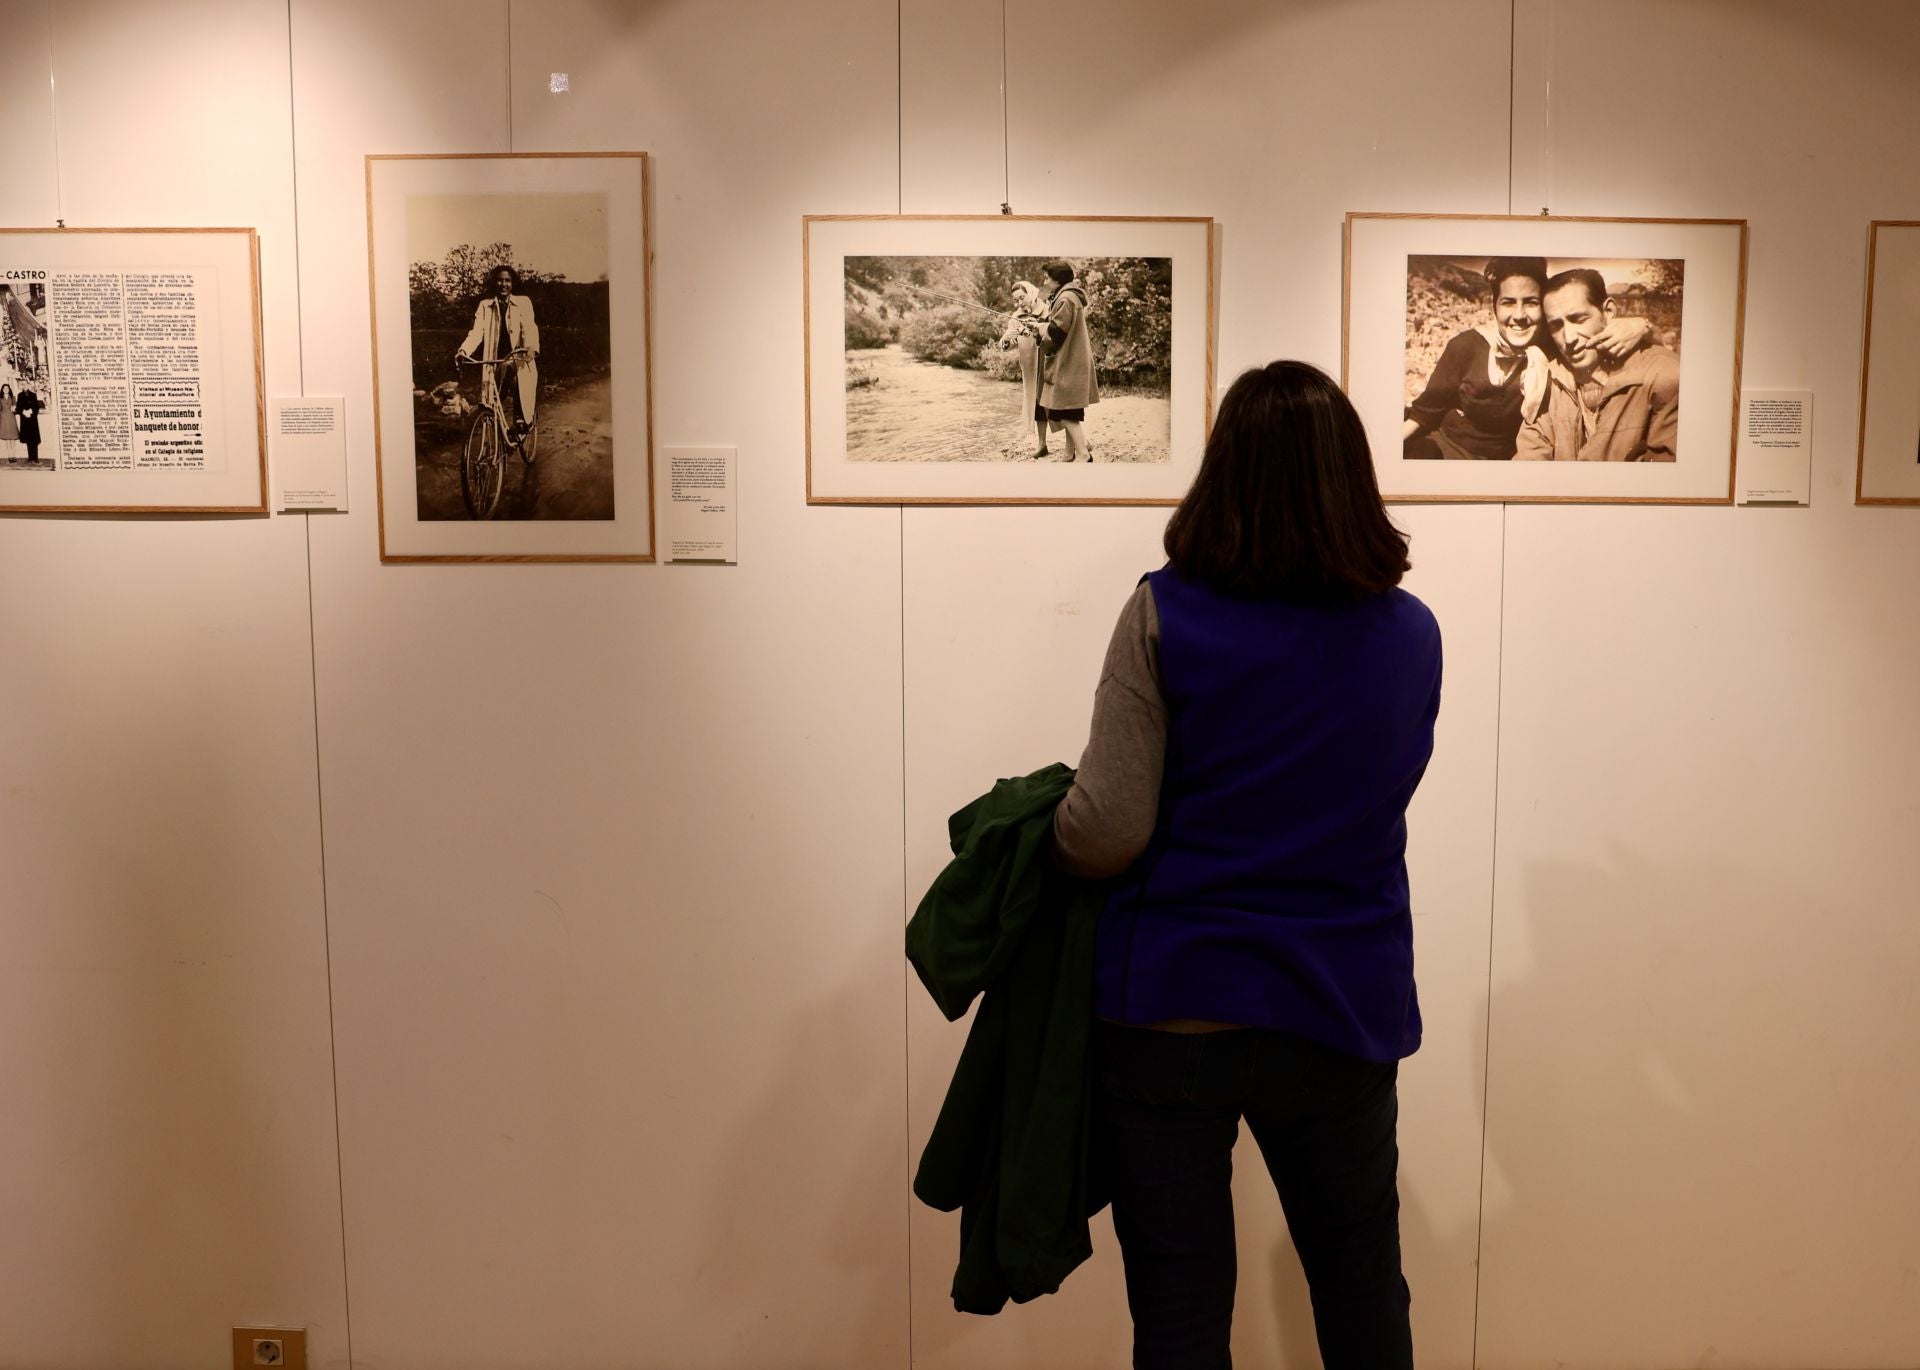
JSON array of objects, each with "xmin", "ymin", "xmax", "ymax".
[
  {"xmin": 0, "ymin": 227, "xmax": 264, "ymax": 513},
  {"xmin": 1344, "ymin": 213, "xmax": 1747, "ymax": 504},
  {"xmin": 1856, "ymin": 221, "xmax": 1920, "ymax": 505},
  {"xmin": 804, "ymin": 214, "xmax": 1214, "ymax": 505},
  {"xmin": 366, "ymin": 152, "xmax": 653, "ymax": 562}
]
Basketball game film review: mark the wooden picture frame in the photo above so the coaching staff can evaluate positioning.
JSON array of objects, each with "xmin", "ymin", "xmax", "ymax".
[
  {"xmin": 0, "ymin": 226, "xmax": 266, "ymax": 514},
  {"xmin": 366, "ymin": 152, "xmax": 654, "ymax": 562},
  {"xmin": 804, "ymin": 214, "xmax": 1215, "ymax": 505},
  {"xmin": 1855, "ymin": 221, "xmax": 1920, "ymax": 505},
  {"xmin": 1344, "ymin": 212, "xmax": 1748, "ymax": 504}
]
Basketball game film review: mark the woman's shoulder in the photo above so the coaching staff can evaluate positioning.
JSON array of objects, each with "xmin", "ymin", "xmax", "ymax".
[
  {"xmin": 1377, "ymin": 587, "xmax": 1441, "ymax": 647},
  {"xmin": 1442, "ymin": 328, "xmax": 1491, "ymax": 359}
]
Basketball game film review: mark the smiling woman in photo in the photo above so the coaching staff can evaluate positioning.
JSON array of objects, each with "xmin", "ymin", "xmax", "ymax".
[
  {"xmin": 1401, "ymin": 255, "xmax": 1553, "ymax": 461},
  {"xmin": 1402, "ymin": 255, "xmax": 1653, "ymax": 461}
]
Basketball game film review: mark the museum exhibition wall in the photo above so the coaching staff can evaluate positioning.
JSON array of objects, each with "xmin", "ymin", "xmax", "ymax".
[{"xmin": 0, "ymin": 1, "xmax": 1916, "ymax": 1366}]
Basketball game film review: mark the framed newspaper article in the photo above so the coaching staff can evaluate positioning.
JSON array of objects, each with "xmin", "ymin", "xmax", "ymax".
[
  {"xmin": 1856, "ymin": 221, "xmax": 1920, "ymax": 505},
  {"xmin": 0, "ymin": 227, "xmax": 265, "ymax": 513},
  {"xmin": 804, "ymin": 214, "xmax": 1215, "ymax": 505},
  {"xmin": 1344, "ymin": 213, "xmax": 1747, "ymax": 504},
  {"xmin": 367, "ymin": 152, "xmax": 654, "ymax": 563}
]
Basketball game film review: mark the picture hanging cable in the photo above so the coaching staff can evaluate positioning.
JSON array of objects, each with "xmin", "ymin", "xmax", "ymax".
[
  {"xmin": 44, "ymin": 0, "xmax": 64, "ymax": 227},
  {"xmin": 999, "ymin": 0, "xmax": 1012, "ymax": 214}
]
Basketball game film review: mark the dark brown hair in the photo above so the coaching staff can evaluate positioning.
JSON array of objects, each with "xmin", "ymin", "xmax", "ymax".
[
  {"xmin": 1163, "ymin": 360, "xmax": 1410, "ymax": 601},
  {"xmin": 1546, "ymin": 266, "xmax": 1608, "ymax": 308},
  {"xmin": 1484, "ymin": 255, "xmax": 1548, "ymax": 294}
]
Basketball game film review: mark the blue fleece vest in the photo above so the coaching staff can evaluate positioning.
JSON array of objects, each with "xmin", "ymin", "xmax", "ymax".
[{"xmin": 1092, "ymin": 569, "xmax": 1443, "ymax": 1062}]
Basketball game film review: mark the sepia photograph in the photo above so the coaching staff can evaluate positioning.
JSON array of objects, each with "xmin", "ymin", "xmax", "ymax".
[
  {"xmin": 1345, "ymin": 213, "xmax": 1745, "ymax": 504},
  {"xmin": 1855, "ymin": 220, "xmax": 1920, "ymax": 504},
  {"xmin": 368, "ymin": 152, "xmax": 653, "ymax": 562},
  {"xmin": 405, "ymin": 191, "xmax": 614, "ymax": 521},
  {"xmin": 842, "ymin": 254, "xmax": 1172, "ymax": 466},
  {"xmin": 806, "ymin": 215, "xmax": 1213, "ymax": 505},
  {"xmin": 1402, "ymin": 254, "xmax": 1683, "ymax": 463}
]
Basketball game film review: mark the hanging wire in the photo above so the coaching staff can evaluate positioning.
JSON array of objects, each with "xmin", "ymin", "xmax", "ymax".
[
  {"xmin": 999, "ymin": 0, "xmax": 1012, "ymax": 214},
  {"xmin": 44, "ymin": 0, "xmax": 64, "ymax": 226}
]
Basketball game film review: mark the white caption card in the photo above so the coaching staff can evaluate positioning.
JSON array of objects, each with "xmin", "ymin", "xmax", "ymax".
[
  {"xmin": 665, "ymin": 445, "xmax": 736, "ymax": 562},
  {"xmin": 1736, "ymin": 389, "xmax": 1811, "ymax": 506},
  {"xmin": 270, "ymin": 396, "xmax": 348, "ymax": 512}
]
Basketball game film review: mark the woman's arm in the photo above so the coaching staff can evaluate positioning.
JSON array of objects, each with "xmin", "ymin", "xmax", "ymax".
[
  {"xmin": 1404, "ymin": 330, "xmax": 1476, "ymax": 434},
  {"xmin": 1052, "ymin": 581, "xmax": 1167, "ymax": 879}
]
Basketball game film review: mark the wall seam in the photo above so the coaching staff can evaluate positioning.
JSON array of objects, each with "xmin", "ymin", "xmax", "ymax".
[{"xmin": 42, "ymin": 0, "xmax": 62, "ymax": 223}]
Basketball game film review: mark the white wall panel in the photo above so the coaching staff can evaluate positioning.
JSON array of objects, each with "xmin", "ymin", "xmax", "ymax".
[
  {"xmin": 0, "ymin": 2, "xmax": 343, "ymax": 1368},
  {"xmin": 292, "ymin": 1, "xmax": 907, "ymax": 1365},
  {"xmin": 1003, "ymin": 0, "xmax": 1516, "ymax": 383},
  {"xmin": 1482, "ymin": 4, "xmax": 1920, "ymax": 1366},
  {"xmin": 900, "ymin": 6, "xmax": 1511, "ymax": 1364}
]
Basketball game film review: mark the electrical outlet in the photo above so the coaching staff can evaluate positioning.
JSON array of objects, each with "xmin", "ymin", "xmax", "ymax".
[{"xmin": 231, "ymin": 1326, "xmax": 306, "ymax": 1370}]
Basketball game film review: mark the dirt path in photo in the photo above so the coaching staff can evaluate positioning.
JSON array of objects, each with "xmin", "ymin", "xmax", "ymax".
[
  {"xmin": 415, "ymin": 374, "xmax": 615, "ymax": 521},
  {"xmin": 845, "ymin": 345, "xmax": 1169, "ymax": 463}
]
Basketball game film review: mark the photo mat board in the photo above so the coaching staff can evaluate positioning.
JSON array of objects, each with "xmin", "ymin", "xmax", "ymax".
[
  {"xmin": 1345, "ymin": 213, "xmax": 1747, "ymax": 503},
  {"xmin": 805, "ymin": 215, "xmax": 1214, "ymax": 504},
  {"xmin": 367, "ymin": 152, "xmax": 653, "ymax": 562},
  {"xmin": 1855, "ymin": 221, "xmax": 1920, "ymax": 505},
  {"xmin": 0, "ymin": 227, "xmax": 265, "ymax": 513}
]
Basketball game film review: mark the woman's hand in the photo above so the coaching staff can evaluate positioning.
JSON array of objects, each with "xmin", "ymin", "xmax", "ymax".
[{"xmin": 1593, "ymin": 314, "xmax": 1653, "ymax": 365}]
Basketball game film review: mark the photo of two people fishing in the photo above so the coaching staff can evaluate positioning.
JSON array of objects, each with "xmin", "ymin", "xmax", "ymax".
[{"xmin": 842, "ymin": 254, "xmax": 1174, "ymax": 464}]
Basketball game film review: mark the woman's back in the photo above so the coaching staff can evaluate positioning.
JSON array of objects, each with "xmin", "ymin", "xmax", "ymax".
[{"xmin": 1093, "ymin": 571, "xmax": 1441, "ymax": 1061}]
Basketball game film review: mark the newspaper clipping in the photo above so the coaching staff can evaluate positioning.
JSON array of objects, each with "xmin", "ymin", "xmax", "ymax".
[{"xmin": 0, "ymin": 266, "xmax": 225, "ymax": 474}]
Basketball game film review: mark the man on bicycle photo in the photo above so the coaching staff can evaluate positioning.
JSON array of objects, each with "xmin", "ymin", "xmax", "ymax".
[{"xmin": 455, "ymin": 264, "xmax": 540, "ymax": 445}]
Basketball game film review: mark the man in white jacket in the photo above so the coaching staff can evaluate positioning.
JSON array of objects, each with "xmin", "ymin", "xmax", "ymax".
[{"xmin": 455, "ymin": 264, "xmax": 540, "ymax": 443}]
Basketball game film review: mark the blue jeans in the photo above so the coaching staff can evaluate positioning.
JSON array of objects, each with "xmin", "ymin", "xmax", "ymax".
[{"xmin": 1095, "ymin": 1021, "xmax": 1413, "ymax": 1370}]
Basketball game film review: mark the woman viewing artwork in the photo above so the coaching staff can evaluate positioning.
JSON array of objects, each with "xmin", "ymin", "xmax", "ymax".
[
  {"xmin": 1053, "ymin": 360, "xmax": 1441, "ymax": 1368},
  {"xmin": 1401, "ymin": 254, "xmax": 1651, "ymax": 460}
]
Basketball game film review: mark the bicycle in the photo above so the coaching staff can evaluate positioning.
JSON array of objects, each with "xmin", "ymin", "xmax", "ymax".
[{"xmin": 455, "ymin": 351, "xmax": 539, "ymax": 519}]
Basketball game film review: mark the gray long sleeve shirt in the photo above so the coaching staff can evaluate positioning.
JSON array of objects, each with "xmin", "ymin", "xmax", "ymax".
[{"xmin": 1051, "ymin": 582, "xmax": 1167, "ymax": 880}]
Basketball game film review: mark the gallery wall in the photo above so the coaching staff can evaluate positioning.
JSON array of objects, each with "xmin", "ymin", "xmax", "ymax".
[{"xmin": 0, "ymin": 2, "xmax": 1916, "ymax": 1369}]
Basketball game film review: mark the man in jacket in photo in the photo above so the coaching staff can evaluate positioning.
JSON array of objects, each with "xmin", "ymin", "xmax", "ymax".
[{"xmin": 1517, "ymin": 267, "xmax": 1679, "ymax": 462}]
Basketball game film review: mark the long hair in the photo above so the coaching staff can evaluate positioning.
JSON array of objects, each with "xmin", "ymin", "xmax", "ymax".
[{"xmin": 1162, "ymin": 360, "xmax": 1410, "ymax": 601}]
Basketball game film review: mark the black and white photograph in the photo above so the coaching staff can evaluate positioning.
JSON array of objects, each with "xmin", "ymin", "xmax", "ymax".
[
  {"xmin": 1855, "ymin": 220, "xmax": 1920, "ymax": 504},
  {"xmin": 1346, "ymin": 214, "xmax": 1744, "ymax": 503},
  {"xmin": 0, "ymin": 279, "xmax": 52, "ymax": 471},
  {"xmin": 1403, "ymin": 255, "xmax": 1682, "ymax": 464},
  {"xmin": 368, "ymin": 152, "xmax": 653, "ymax": 562},
  {"xmin": 806, "ymin": 215, "xmax": 1213, "ymax": 505},
  {"xmin": 842, "ymin": 255, "xmax": 1171, "ymax": 466},
  {"xmin": 405, "ymin": 191, "xmax": 614, "ymax": 521}
]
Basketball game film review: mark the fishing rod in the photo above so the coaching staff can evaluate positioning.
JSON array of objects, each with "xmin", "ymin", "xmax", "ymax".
[{"xmin": 895, "ymin": 280, "xmax": 1012, "ymax": 319}]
